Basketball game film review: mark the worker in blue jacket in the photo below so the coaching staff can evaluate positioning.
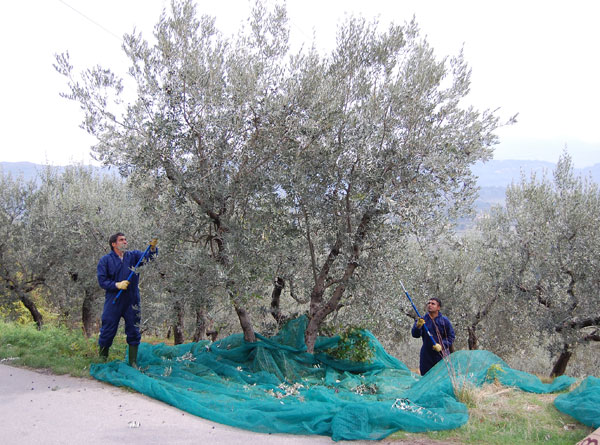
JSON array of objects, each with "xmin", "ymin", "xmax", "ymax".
[
  {"xmin": 411, "ymin": 297, "xmax": 455, "ymax": 375},
  {"xmin": 97, "ymin": 233, "xmax": 157, "ymax": 366}
]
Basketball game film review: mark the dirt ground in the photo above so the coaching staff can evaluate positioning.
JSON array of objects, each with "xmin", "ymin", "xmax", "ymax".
[{"xmin": 0, "ymin": 363, "xmax": 458, "ymax": 445}]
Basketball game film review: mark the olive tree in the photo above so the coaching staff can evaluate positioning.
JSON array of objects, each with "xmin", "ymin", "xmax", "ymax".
[
  {"xmin": 0, "ymin": 171, "xmax": 48, "ymax": 327},
  {"xmin": 37, "ymin": 165, "xmax": 145, "ymax": 336},
  {"xmin": 477, "ymin": 153, "xmax": 600, "ymax": 376},
  {"xmin": 55, "ymin": 0, "xmax": 295, "ymax": 343},
  {"xmin": 55, "ymin": 0, "xmax": 502, "ymax": 352},
  {"xmin": 275, "ymin": 18, "xmax": 501, "ymax": 351}
]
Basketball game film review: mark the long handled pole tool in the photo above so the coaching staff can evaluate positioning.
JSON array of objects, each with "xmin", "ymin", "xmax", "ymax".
[
  {"xmin": 113, "ymin": 243, "xmax": 153, "ymax": 304},
  {"xmin": 399, "ymin": 280, "xmax": 438, "ymax": 347}
]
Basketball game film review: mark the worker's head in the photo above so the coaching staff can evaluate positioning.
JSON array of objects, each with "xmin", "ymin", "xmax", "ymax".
[
  {"xmin": 427, "ymin": 297, "xmax": 442, "ymax": 309},
  {"xmin": 109, "ymin": 232, "xmax": 127, "ymax": 252}
]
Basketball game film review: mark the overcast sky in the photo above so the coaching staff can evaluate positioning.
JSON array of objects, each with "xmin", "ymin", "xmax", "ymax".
[{"xmin": 1, "ymin": 0, "xmax": 599, "ymax": 167}]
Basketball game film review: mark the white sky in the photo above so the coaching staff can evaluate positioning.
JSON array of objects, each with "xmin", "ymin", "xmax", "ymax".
[{"xmin": 1, "ymin": 0, "xmax": 599, "ymax": 167}]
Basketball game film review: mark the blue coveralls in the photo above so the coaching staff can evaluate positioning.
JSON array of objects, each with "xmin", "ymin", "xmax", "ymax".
[
  {"xmin": 97, "ymin": 249, "xmax": 156, "ymax": 348},
  {"xmin": 411, "ymin": 312, "xmax": 455, "ymax": 375}
]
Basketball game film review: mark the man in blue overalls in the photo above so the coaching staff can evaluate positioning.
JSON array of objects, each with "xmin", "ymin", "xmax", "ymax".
[
  {"xmin": 411, "ymin": 297, "xmax": 455, "ymax": 375},
  {"xmin": 97, "ymin": 233, "xmax": 157, "ymax": 366}
]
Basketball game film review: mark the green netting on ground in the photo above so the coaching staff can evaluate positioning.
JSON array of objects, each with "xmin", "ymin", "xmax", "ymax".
[
  {"xmin": 554, "ymin": 376, "xmax": 600, "ymax": 428},
  {"xmin": 90, "ymin": 316, "xmax": 577, "ymax": 441}
]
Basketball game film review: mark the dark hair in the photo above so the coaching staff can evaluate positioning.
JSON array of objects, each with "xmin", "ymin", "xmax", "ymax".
[
  {"xmin": 428, "ymin": 297, "xmax": 442, "ymax": 308},
  {"xmin": 109, "ymin": 232, "xmax": 125, "ymax": 251}
]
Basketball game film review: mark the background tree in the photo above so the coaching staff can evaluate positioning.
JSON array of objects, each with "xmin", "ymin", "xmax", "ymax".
[
  {"xmin": 37, "ymin": 165, "xmax": 145, "ymax": 336},
  {"xmin": 0, "ymin": 166, "xmax": 153, "ymax": 335},
  {"xmin": 0, "ymin": 171, "xmax": 48, "ymax": 328},
  {"xmin": 476, "ymin": 153, "xmax": 600, "ymax": 376}
]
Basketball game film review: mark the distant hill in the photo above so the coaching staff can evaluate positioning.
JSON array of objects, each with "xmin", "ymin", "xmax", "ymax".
[
  {"xmin": 471, "ymin": 160, "xmax": 600, "ymax": 212},
  {"xmin": 0, "ymin": 162, "xmax": 51, "ymax": 182},
  {"xmin": 472, "ymin": 159, "xmax": 600, "ymax": 188},
  {"xmin": 0, "ymin": 161, "xmax": 114, "ymax": 182},
  {"xmin": 2, "ymin": 160, "xmax": 599, "ymax": 211}
]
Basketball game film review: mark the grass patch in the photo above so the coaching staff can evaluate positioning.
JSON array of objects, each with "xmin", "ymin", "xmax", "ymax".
[
  {"xmin": 0, "ymin": 321, "xmax": 127, "ymax": 377},
  {"xmin": 0, "ymin": 321, "xmax": 179, "ymax": 377},
  {"xmin": 389, "ymin": 381, "xmax": 592, "ymax": 444}
]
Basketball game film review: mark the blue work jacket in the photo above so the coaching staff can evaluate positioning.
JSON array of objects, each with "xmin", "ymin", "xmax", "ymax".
[
  {"xmin": 97, "ymin": 249, "xmax": 157, "ymax": 303},
  {"xmin": 411, "ymin": 312, "xmax": 455, "ymax": 375}
]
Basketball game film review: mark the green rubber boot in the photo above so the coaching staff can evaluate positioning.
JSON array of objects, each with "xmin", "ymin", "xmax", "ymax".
[
  {"xmin": 128, "ymin": 344, "xmax": 139, "ymax": 368},
  {"xmin": 99, "ymin": 346, "xmax": 109, "ymax": 361}
]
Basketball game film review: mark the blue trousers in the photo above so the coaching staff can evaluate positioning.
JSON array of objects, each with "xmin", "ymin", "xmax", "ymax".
[
  {"xmin": 98, "ymin": 296, "xmax": 141, "ymax": 348},
  {"xmin": 419, "ymin": 345, "xmax": 443, "ymax": 375}
]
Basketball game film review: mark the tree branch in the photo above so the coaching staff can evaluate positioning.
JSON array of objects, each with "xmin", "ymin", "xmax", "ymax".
[{"xmin": 556, "ymin": 315, "xmax": 600, "ymax": 333}]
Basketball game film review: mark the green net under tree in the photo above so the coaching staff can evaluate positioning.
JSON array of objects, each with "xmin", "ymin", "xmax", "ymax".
[
  {"xmin": 90, "ymin": 316, "xmax": 584, "ymax": 441},
  {"xmin": 554, "ymin": 376, "xmax": 600, "ymax": 428}
]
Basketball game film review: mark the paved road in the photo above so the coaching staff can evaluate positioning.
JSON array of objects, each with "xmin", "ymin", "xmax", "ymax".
[{"xmin": 0, "ymin": 363, "xmax": 374, "ymax": 445}]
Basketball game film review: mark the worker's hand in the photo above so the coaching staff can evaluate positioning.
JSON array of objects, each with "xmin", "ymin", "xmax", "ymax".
[
  {"xmin": 432, "ymin": 343, "xmax": 442, "ymax": 353},
  {"xmin": 416, "ymin": 318, "xmax": 425, "ymax": 329},
  {"xmin": 149, "ymin": 238, "xmax": 158, "ymax": 251},
  {"xmin": 115, "ymin": 280, "xmax": 130, "ymax": 290}
]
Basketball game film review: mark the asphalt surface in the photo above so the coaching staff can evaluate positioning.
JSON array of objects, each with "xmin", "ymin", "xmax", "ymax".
[{"xmin": 0, "ymin": 363, "xmax": 375, "ymax": 445}]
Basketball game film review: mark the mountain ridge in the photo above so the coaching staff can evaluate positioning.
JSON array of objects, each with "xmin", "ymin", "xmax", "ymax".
[
  {"xmin": 472, "ymin": 159, "xmax": 600, "ymax": 187},
  {"xmin": 2, "ymin": 159, "xmax": 599, "ymax": 192}
]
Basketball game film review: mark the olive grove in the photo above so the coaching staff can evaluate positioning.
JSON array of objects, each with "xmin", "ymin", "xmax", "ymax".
[
  {"xmin": 1, "ymin": 156, "xmax": 599, "ymax": 376},
  {"xmin": 54, "ymin": 0, "xmax": 502, "ymax": 353},
  {"xmin": 1, "ymin": 1, "xmax": 596, "ymax": 378},
  {"xmin": 328, "ymin": 154, "xmax": 600, "ymax": 377},
  {"xmin": 379, "ymin": 154, "xmax": 600, "ymax": 377},
  {"xmin": 0, "ymin": 166, "xmax": 146, "ymax": 334},
  {"xmin": 474, "ymin": 154, "xmax": 600, "ymax": 376}
]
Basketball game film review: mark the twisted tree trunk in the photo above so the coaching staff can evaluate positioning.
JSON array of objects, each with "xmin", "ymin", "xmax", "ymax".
[
  {"xmin": 192, "ymin": 308, "xmax": 207, "ymax": 342},
  {"xmin": 550, "ymin": 343, "xmax": 572, "ymax": 377},
  {"xmin": 467, "ymin": 326, "xmax": 478, "ymax": 350},
  {"xmin": 81, "ymin": 289, "xmax": 95, "ymax": 338},
  {"xmin": 172, "ymin": 299, "xmax": 185, "ymax": 345},
  {"xmin": 269, "ymin": 277, "xmax": 287, "ymax": 327},
  {"xmin": 19, "ymin": 292, "xmax": 43, "ymax": 329},
  {"xmin": 305, "ymin": 209, "xmax": 375, "ymax": 353}
]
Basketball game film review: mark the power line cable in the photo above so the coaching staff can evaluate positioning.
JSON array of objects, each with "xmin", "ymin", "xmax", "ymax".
[{"xmin": 57, "ymin": 0, "xmax": 122, "ymax": 42}]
